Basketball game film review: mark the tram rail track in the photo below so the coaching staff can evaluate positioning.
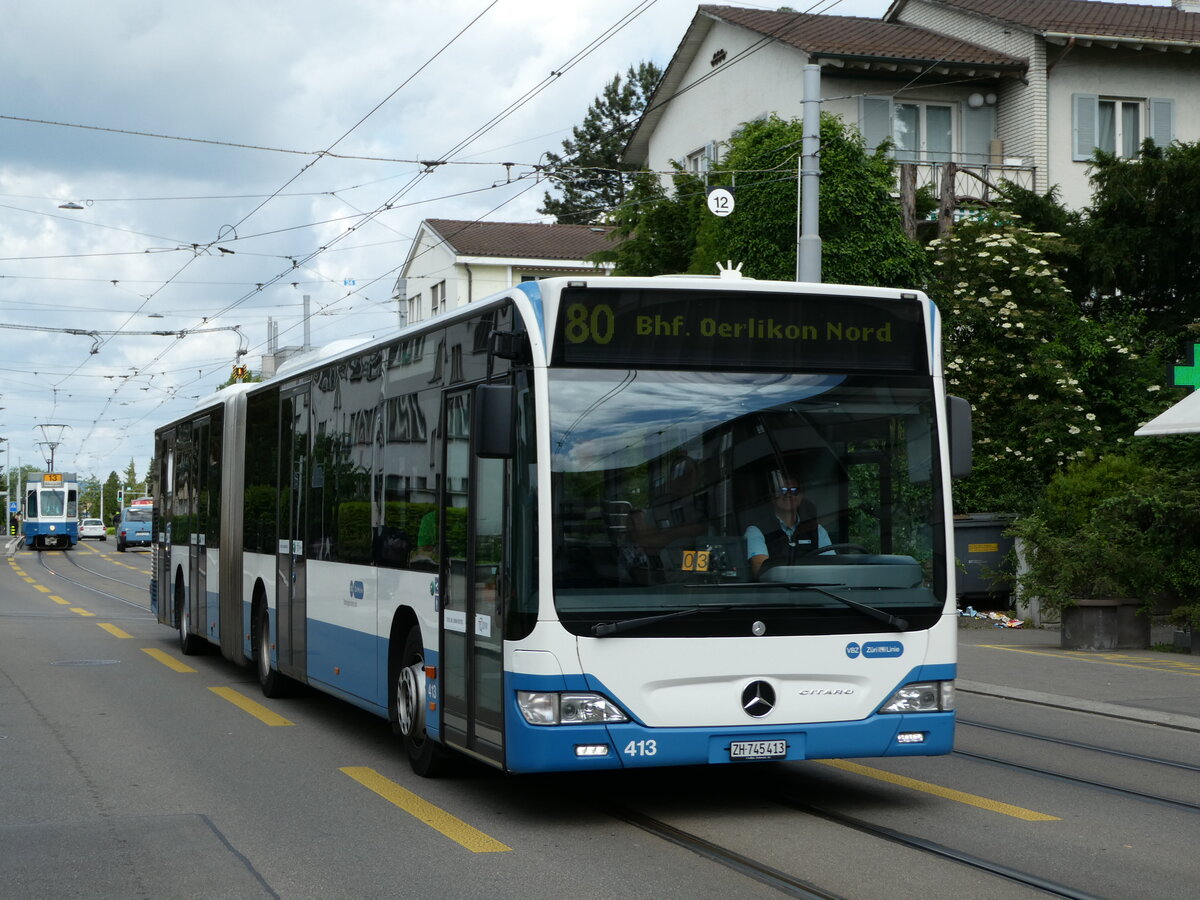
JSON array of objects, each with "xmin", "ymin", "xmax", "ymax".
[
  {"xmin": 605, "ymin": 790, "xmax": 1104, "ymax": 900},
  {"xmin": 602, "ymin": 802, "xmax": 844, "ymax": 899},
  {"xmin": 956, "ymin": 718, "xmax": 1200, "ymax": 812},
  {"xmin": 952, "ymin": 748, "xmax": 1200, "ymax": 814},
  {"xmin": 34, "ymin": 547, "xmax": 153, "ymax": 612},
  {"xmin": 958, "ymin": 719, "xmax": 1200, "ymax": 773},
  {"xmin": 772, "ymin": 793, "xmax": 1104, "ymax": 900}
]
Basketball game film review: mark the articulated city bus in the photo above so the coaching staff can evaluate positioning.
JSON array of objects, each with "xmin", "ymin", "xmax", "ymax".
[{"xmin": 152, "ymin": 271, "xmax": 970, "ymax": 775}]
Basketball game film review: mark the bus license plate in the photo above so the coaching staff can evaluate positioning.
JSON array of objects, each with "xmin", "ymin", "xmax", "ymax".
[{"xmin": 730, "ymin": 740, "xmax": 787, "ymax": 760}]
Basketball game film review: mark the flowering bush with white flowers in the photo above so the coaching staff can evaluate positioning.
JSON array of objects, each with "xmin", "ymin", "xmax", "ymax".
[{"xmin": 927, "ymin": 215, "xmax": 1165, "ymax": 513}]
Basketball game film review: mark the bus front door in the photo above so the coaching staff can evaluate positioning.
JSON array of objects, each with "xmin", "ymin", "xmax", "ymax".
[
  {"xmin": 440, "ymin": 388, "xmax": 506, "ymax": 768},
  {"xmin": 276, "ymin": 386, "xmax": 310, "ymax": 683}
]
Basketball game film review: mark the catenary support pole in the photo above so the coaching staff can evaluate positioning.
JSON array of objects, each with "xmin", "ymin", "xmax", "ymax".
[{"xmin": 797, "ymin": 64, "xmax": 822, "ymax": 282}]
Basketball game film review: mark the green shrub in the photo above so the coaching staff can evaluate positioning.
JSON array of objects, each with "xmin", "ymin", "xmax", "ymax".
[{"xmin": 1012, "ymin": 454, "xmax": 1200, "ymax": 611}]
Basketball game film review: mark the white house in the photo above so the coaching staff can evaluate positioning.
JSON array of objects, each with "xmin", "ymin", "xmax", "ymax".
[
  {"xmin": 397, "ymin": 219, "xmax": 616, "ymax": 324},
  {"xmin": 625, "ymin": 1, "xmax": 1200, "ymax": 210}
]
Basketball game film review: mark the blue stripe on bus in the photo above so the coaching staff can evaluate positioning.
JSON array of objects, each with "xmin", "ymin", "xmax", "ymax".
[
  {"xmin": 502, "ymin": 665, "xmax": 956, "ymax": 774},
  {"xmin": 306, "ymin": 617, "xmax": 383, "ymax": 707},
  {"xmin": 515, "ymin": 280, "xmax": 546, "ymax": 345}
]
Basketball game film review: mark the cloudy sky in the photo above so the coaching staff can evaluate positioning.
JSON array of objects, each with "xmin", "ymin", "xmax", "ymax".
[{"xmin": 0, "ymin": 0, "xmax": 1170, "ymax": 487}]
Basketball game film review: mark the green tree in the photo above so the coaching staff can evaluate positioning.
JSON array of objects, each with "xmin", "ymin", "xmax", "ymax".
[
  {"xmin": 1081, "ymin": 141, "xmax": 1200, "ymax": 340},
  {"xmin": 539, "ymin": 62, "xmax": 662, "ymax": 225},
  {"xmin": 690, "ymin": 114, "xmax": 927, "ymax": 284},
  {"xmin": 598, "ymin": 113, "xmax": 928, "ymax": 285},
  {"xmin": 104, "ymin": 471, "xmax": 121, "ymax": 520},
  {"xmin": 123, "ymin": 459, "xmax": 139, "ymax": 494},
  {"xmin": 592, "ymin": 167, "xmax": 706, "ymax": 275},
  {"xmin": 926, "ymin": 213, "xmax": 1166, "ymax": 513}
]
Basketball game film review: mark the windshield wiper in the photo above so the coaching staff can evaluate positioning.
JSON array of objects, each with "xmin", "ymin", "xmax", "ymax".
[
  {"xmin": 591, "ymin": 605, "xmax": 728, "ymax": 637},
  {"xmin": 785, "ymin": 583, "xmax": 910, "ymax": 631}
]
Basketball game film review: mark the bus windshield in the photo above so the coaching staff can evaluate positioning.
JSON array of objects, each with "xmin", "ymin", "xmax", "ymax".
[{"xmin": 549, "ymin": 369, "xmax": 946, "ymax": 637}]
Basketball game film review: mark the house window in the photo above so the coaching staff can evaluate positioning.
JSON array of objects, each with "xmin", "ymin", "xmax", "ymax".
[
  {"xmin": 407, "ymin": 294, "xmax": 422, "ymax": 324},
  {"xmin": 860, "ymin": 97, "xmax": 974, "ymax": 164},
  {"xmin": 685, "ymin": 142, "xmax": 718, "ymax": 174},
  {"xmin": 431, "ymin": 280, "xmax": 446, "ymax": 316},
  {"xmin": 1073, "ymin": 94, "xmax": 1173, "ymax": 161},
  {"xmin": 1100, "ymin": 99, "xmax": 1141, "ymax": 158},
  {"xmin": 894, "ymin": 102, "xmax": 953, "ymax": 163}
]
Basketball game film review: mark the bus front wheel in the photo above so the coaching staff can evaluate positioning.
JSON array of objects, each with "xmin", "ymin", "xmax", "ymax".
[{"xmin": 392, "ymin": 627, "xmax": 447, "ymax": 777}]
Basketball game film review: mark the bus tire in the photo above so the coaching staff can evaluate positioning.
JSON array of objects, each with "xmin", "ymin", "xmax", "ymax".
[
  {"xmin": 392, "ymin": 627, "xmax": 448, "ymax": 777},
  {"xmin": 254, "ymin": 603, "xmax": 289, "ymax": 698},
  {"xmin": 176, "ymin": 581, "xmax": 204, "ymax": 656}
]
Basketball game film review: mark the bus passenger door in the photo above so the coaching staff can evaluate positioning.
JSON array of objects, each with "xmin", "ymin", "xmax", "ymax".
[
  {"xmin": 440, "ymin": 387, "xmax": 506, "ymax": 767},
  {"xmin": 153, "ymin": 430, "xmax": 175, "ymax": 622},
  {"xmin": 188, "ymin": 417, "xmax": 210, "ymax": 641},
  {"xmin": 276, "ymin": 386, "xmax": 310, "ymax": 682}
]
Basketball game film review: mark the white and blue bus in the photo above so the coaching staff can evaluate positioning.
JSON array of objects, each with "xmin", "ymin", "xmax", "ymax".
[
  {"xmin": 23, "ymin": 472, "xmax": 79, "ymax": 550},
  {"xmin": 152, "ymin": 271, "xmax": 970, "ymax": 775}
]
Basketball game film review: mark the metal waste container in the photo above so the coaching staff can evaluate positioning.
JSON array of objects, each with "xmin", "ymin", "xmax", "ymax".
[{"xmin": 953, "ymin": 513, "xmax": 1015, "ymax": 608}]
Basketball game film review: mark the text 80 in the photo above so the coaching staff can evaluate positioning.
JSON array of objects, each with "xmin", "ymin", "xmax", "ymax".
[{"xmin": 564, "ymin": 303, "xmax": 615, "ymax": 345}]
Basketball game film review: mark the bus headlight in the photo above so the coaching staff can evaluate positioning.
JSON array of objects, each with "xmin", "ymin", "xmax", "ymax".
[
  {"xmin": 878, "ymin": 681, "xmax": 954, "ymax": 713},
  {"xmin": 517, "ymin": 691, "xmax": 629, "ymax": 725}
]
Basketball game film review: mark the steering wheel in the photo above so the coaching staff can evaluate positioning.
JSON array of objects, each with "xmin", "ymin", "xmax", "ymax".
[{"xmin": 802, "ymin": 542, "xmax": 870, "ymax": 557}]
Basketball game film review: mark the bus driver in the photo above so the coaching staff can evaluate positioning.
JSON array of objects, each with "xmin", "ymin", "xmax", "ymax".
[{"xmin": 744, "ymin": 471, "xmax": 832, "ymax": 578}]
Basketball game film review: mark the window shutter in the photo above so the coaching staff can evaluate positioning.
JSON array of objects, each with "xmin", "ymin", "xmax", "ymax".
[
  {"xmin": 1072, "ymin": 93, "xmax": 1098, "ymax": 161},
  {"xmin": 1149, "ymin": 98, "xmax": 1174, "ymax": 149},
  {"xmin": 860, "ymin": 96, "xmax": 892, "ymax": 151}
]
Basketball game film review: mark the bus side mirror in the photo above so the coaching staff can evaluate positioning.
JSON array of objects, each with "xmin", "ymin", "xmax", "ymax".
[
  {"xmin": 474, "ymin": 383, "xmax": 515, "ymax": 459},
  {"xmin": 947, "ymin": 395, "xmax": 972, "ymax": 479}
]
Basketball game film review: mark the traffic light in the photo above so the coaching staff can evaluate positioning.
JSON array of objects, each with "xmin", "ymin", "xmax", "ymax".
[{"xmin": 117, "ymin": 489, "xmax": 124, "ymax": 507}]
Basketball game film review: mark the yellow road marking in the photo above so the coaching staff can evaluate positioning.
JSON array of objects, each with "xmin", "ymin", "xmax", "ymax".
[
  {"xmin": 22, "ymin": 577, "xmax": 36, "ymax": 583},
  {"xmin": 340, "ymin": 766, "xmax": 512, "ymax": 852},
  {"xmin": 818, "ymin": 759, "xmax": 1060, "ymax": 821},
  {"xmin": 209, "ymin": 686, "xmax": 295, "ymax": 726},
  {"xmin": 49, "ymin": 595, "xmax": 71, "ymax": 605},
  {"xmin": 98, "ymin": 623, "xmax": 133, "ymax": 639},
  {"xmin": 69, "ymin": 607, "xmax": 96, "ymax": 617},
  {"xmin": 34, "ymin": 584, "xmax": 51, "ymax": 593},
  {"xmin": 142, "ymin": 647, "xmax": 197, "ymax": 673},
  {"xmin": 976, "ymin": 644, "xmax": 1200, "ymax": 676}
]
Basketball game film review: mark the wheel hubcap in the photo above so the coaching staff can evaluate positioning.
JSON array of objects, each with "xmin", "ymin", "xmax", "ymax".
[
  {"xmin": 397, "ymin": 661, "xmax": 426, "ymax": 740},
  {"xmin": 258, "ymin": 616, "xmax": 270, "ymax": 680}
]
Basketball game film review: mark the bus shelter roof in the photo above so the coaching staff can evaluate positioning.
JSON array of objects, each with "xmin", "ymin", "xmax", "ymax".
[{"xmin": 1135, "ymin": 390, "xmax": 1200, "ymax": 436}]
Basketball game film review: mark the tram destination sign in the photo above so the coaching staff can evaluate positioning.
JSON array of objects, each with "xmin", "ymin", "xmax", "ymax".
[{"xmin": 551, "ymin": 287, "xmax": 929, "ymax": 374}]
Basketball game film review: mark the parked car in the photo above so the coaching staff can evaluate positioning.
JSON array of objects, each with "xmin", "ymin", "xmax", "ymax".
[
  {"xmin": 117, "ymin": 506, "xmax": 152, "ymax": 552},
  {"xmin": 79, "ymin": 518, "xmax": 108, "ymax": 541}
]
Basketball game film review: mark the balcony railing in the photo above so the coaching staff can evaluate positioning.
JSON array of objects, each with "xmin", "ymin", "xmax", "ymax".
[{"xmin": 896, "ymin": 157, "xmax": 1037, "ymax": 204}]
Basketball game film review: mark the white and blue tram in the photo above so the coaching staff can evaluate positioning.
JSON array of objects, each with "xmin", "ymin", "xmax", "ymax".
[
  {"xmin": 23, "ymin": 472, "xmax": 80, "ymax": 549},
  {"xmin": 153, "ymin": 273, "xmax": 970, "ymax": 775}
]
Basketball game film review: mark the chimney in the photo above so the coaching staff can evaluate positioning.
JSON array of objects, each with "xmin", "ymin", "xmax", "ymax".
[{"xmin": 1173, "ymin": 1, "xmax": 1200, "ymax": 13}]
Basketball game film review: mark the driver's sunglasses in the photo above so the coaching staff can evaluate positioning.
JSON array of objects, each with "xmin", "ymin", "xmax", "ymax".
[{"xmin": 776, "ymin": 487, "xmax": 803, "ymax": 495}]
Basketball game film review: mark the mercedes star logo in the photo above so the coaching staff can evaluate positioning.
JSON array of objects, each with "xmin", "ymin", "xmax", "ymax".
[{"xmin": 741, "ymin": 680, "xmax": 776, "ymax": 718}]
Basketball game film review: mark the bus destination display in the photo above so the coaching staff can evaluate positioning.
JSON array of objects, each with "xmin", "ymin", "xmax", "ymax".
[{"xmin": 551, "ymin": 287, "xmax": 929, "ymax": 373}]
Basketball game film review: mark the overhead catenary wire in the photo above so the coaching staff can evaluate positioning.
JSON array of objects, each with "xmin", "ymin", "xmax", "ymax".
[{"xmin": 51, "ymin": 2, "xmax": 662, "ymax": 464}]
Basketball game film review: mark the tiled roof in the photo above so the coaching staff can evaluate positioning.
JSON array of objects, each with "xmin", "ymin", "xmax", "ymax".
[
  {"xmin": 698, "ymin": 5, "xmax": 1025, "ymax": 67},
  {"xmin": 928, "ymin": 1, "xmax": 1200, "ymax": 43},
  {"xmin": 423, "ymin": 219, "xmax": 618, "ymax": 260}
]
